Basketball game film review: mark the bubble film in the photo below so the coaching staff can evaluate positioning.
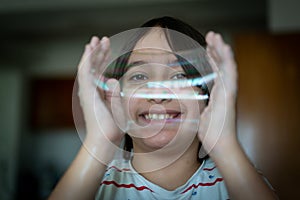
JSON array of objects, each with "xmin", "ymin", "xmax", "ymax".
[{"xmin": 72, "ymin": 27, "xmax": 226, "ymax": 173}]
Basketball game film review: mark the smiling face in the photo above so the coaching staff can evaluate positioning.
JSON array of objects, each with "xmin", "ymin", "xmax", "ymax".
[{"xmin": 119, "ymin": 29, "xmax": 206, "ymax": 152}]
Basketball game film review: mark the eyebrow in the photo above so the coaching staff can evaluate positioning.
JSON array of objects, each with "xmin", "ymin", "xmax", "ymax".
[
  {"xmin": 127, "ymin": 59, "xmax": 182, "ymax": 68},
  {"xmin": 126, "ymin": 60, "xmax": 147, "ymax": 68}
]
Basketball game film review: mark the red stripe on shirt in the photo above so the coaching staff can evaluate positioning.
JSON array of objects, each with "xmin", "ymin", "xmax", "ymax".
[
  {"xmin": 181, "ymin": 178, "xmax": 224, "ymax": 194},
  {"xmin": 101, "ymin": 180, "xmax": 154, "ymax": 193},
  {"xmin": 203, "ymin": 166, "xmax": 216, "ymax": 171},
  {"xmin": 106, "ymin": 166, "xmax": 131, "ymax": 172}
]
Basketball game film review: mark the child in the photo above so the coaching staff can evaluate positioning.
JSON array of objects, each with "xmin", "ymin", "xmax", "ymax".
[{"xmin": 49, "ymin": 16, "xmax": 276, "ymax": 199}]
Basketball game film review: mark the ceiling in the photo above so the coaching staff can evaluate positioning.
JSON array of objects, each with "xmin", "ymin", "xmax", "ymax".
[
  {"xmin": 0, "ymin": 0, "xmax": 267, "ymax": 39},
  {"xmin": 0, "ymin": 0, "xmax": 268, "ymax": 67}
]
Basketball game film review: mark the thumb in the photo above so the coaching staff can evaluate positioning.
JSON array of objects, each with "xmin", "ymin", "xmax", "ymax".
[{"xmin": 107, "ymin": 79, "xmax": 128, "ymax": 133}]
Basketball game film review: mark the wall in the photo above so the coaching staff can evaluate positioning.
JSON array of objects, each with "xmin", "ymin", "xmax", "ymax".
[
  {"xmin": 234, "ymin": 32, "xmax": 300, "ymax": 199},
  {"xmin": 0, "ymin": 69, "xmax": 23, "ymax": 200},
  {"xmin": 269, "ymin": 0, "xmax": 300, "ymax": 32},
  {"xmin": 15, "ymin": 37, "xmax": 84, "ymax": 199}
]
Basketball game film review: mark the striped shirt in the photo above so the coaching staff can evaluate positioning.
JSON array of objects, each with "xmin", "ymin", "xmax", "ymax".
[{"xmin": 95, "ymin": 158, "xmax": 229, "ymax": 200}]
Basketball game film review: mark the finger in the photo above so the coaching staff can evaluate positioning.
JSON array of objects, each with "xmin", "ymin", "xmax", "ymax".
[
  {"xmin": 91, "ymin": 37, "xmax": 110, "ymax": 75},
  {"xmin": 207, "ymin": 32, "xmax": 234, "ymax": 68},
  {"xmin": 206, "ymin": 32, "xmax": 226, "ymax": 61},
  {"xmin": 79, "ymin": 35, "xmax": 101, "ymax": 76},
  {"xmin": 206, "ymin": 32, "xmax": 221, "ymax": 72},
  {"xmin": 206, "ymin": 48, "xmax": 220, "ymax": 73},
  {"xmin": 78, "ymin": 44, "xmax": 94, "ymax": 82},
  {"xmin": 90, "ymin": 36, "xmax": 100, "ymax": 48},
  {"xmin": 211, "ymin": 34, "xmax": 237, "ymax": 91},
  {"xmin": 206, "ymin": 32, "xmax": 236, "ymax": 80},
  {"xmin": 214, "ymin": 33, "xmax": 226, "ymax": 59},
  {"xmin": 205, "ymin": 31, "xmax": 215, "ymax": 45},
  {"xmin": 93, "ymin": 40, "xmax": 111, "ymax": 95},
  {"xmin": 97, "ymin": 37, "xmax": 111, "ymax": 74},
  {"xmin": 84, "ymin": 43, "xmax": 93, "ymax": 56}
]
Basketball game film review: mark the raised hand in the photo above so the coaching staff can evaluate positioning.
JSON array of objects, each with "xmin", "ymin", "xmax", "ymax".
[
  {"xmin": 76, "ymin": 36, "xmax": 125, "ymax": 149},
  {"xmin": 49, "ymin": 36, "xmax": 126, "ymax": 200},
  {"xmin": 198, "ymin": 31, "xmax": 238, "ymax": 157}
]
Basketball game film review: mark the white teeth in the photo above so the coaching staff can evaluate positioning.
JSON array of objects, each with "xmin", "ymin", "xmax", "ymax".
[
  {"xmin": 143, "ymin": 113, "xmax": 177, "ymax": 120},
  {"xmin": 158, "ymin": 114, "xmax": 164, "ymax": 120}
]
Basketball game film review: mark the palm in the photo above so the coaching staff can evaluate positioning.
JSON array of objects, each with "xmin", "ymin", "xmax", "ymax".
[
  {"xmin": 198, "ymin": 32, "xmax": 238, "ymax": 157},
  {"xmin": 76, "ymin": 37, "xmax": 124, "ymax": 145}
]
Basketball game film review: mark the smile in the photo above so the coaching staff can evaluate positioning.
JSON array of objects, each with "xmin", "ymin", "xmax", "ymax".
[{"xmin": 140, "ymin": 112, "xmax": 181, "ymax": 121}]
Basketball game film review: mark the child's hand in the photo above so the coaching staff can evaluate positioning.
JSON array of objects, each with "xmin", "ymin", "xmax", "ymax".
[
  {"xmin": 76, "ymin": 36, "xmax": 125, "ymax": 149},
  {"xmin": 198, "ymin": 32, "xmax": 238, "ymax": 158}
]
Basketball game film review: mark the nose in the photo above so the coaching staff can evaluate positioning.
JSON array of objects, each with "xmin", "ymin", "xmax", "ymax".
[
  {"xmin": 146, "ymin": 88, "xmax": 173, "ymax": 104},
  {"xmin": 147, "ymin": 97, "xmax": 171, "ymax": 104}
]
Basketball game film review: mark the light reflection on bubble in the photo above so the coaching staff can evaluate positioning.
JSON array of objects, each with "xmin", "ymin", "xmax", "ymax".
[
  {"xmin": 94, "ymin": 79, "xmax": 109, "ymax": 90},
  {"xmin": 72, "ymin": 27, "xmax": 226, "ymax": 173},
  {"xmin": 120, "ymin": 92, "xmax": 209, "ymax": 100},
  {"xmin": 147, "ymin": 72, "xmax": 216, "ymax": 89},
  {"xmin": 93, "ymin": 72, "xmax": 216, "ymax": 101}
]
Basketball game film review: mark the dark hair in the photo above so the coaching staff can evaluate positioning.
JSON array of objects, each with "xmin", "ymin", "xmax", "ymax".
[
  {"xmin": 105, "ymin": 16, "xmax": 209, "ymax": 80},
  {"xmin": 105, "ymin": 16, "xmax": 210, "ymax": 158},
  {"xmin": 141, "ymin": 16, "xmax": 207, "ymax": 48}
]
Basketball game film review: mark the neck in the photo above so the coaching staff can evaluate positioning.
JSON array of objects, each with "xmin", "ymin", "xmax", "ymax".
[{"xmin": 131, "ymin": 138, "xmax": 201, "ymax": 191}]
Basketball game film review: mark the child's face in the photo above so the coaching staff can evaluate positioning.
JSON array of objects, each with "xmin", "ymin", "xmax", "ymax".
[{"xmin": 120, "ymin": 29, "xmax": 206, "ymax": 151}]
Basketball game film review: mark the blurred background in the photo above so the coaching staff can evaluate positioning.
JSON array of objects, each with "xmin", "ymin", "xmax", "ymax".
[{"xmin": 0, "ymin": 0, "xmax": 299, "ymax": 199}]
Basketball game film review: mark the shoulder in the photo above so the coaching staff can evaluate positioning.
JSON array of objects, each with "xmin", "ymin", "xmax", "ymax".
[
  {"xmin": 106, "ymin": 159, "xmax": 131, "ymax": 172},
  {"xmin": 183, "ymin": 158, "xmax": 229, "ymax": 198},
  {"xmin": 201, "ymin": 158, "xmax": 221, "ymax": 176},
  {"xmin": 95, "ymin": 159, "xmax": 153, "ymax": 199},
  {"xmin": 101, "ymin": 159, "xmax": 132, "ymax": 182},
  {"xmin": 95, "ymin": 159, "xmax": 131, "ymax": 199}
]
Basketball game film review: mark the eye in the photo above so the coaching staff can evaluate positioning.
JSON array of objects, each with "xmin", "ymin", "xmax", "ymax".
[
  {"xmin": 196, "ymin": 83, "xmax": 208, "ymax": 95},
  {"xmin": 171, "ymin": 72, "xmax": 187, "ymax": 80},
  {"xmin": 129, "ymin": 73, "xmax": 148, "ymax": 81}
]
